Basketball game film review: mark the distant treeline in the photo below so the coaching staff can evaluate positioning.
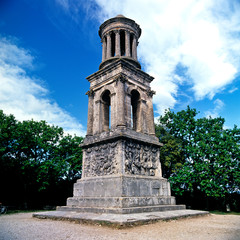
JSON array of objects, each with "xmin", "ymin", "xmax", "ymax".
[
  {"xmin": 1, "ymin": 107, "xmax": 239, "ymax": 211},
  {"xmin": 156, "ymin": 106, "xmax": 240, "ymax": 212}
]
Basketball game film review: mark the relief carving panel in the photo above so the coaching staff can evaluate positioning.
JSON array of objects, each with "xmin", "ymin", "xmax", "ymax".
[
  {"xmin": 84, "ymin": 141, "xmax": 118, "ymax": 177},
  {"xmin": 125, "ymin": 140, "xmax": 160, "ymax": 176}
]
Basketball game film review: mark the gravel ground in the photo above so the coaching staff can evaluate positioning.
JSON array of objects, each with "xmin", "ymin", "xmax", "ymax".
[{"xmin": 0, "ymin": 212, "xmax": 240, "ymax": 240}]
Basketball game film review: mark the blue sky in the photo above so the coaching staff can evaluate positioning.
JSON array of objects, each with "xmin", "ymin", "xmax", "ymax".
[{"xmin": 0, "ymin": 0, "xmax": 240, "ymax": 136}]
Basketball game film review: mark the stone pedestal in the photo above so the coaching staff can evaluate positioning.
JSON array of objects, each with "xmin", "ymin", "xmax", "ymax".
[
  {"xmin": 58, "ymin": 176, "xmax": 181, "ymax": 214},
  {"xmin": 58, "ymin": 129, "xmax": 185, "ymax": 214}
]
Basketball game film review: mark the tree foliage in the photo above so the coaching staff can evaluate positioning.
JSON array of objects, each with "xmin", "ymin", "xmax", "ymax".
[
  {"xmin": 157, "ymin": 106, "xmax": 240, "ymax": 209},
  {"xmin": 0, "ymin": 110, "xmax": 83, "ymax": 208},
  {"xmin": 155, "ymin": 123, "xmax": 185, "ymax": 179}
]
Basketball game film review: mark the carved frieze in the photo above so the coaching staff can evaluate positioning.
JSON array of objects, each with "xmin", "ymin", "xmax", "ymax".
[
  {"xmin": 125, "ymin": 140, "xmax": 159, "ymax": 176},
  {"xmin": 84, "ymin": 141, "xmax": 118, "ymax": 177}
]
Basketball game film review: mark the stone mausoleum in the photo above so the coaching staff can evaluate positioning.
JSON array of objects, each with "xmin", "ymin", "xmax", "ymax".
[
  {"xmin": 59, "ymin": 14, "xmax": 184, "ymax": 214},
  {"xmin": 34, "ymin": 15, "xmax": 208, "ymax": 224}
]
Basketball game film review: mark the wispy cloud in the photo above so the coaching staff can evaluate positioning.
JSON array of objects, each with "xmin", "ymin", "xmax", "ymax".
[
  {"xmin": 0, "ymin": 36, "xmax": 85, "ymax": 136},
  {"xmin": 55, "ymin": 0, "xmax": 70, "ymax": 11},
  {"xmin": 229, "ymin": 87, "xmax": 238, "ymax": 94},
  {"xmin": 205, "ymin": 99, "xmax": 225, "ymax": 118},
  {"xmin": 55, "ymin": 0, "xmax": 240, "ymax": 115}
]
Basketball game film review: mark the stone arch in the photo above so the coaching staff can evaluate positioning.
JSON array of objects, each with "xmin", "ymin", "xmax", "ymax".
[
  {"xmin": 98, "ymin": 85, "xmax": 116, "ymax": 132},
  {"xmin": 98, "ymin": 85, "xmax": 115, "ymax": 99},
  {"xmin": 126, "ymin": 86, "xmax": 143, "ymax": 99}
]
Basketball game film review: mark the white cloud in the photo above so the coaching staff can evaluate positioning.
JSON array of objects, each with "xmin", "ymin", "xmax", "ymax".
[
  {"xmin": 205, "ymin": 99, "xmax": 225, "ymax": 118},
  {"xmin": 0, "ymin": 36, "xmax": 85, "ymax": 136},
  {"xmin": 57, "ymin": 0, "xmax": 240, "ymax": 115}
]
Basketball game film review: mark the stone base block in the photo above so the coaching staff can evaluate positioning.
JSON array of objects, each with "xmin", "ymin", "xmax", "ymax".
[
  {"xmin": 67, "ymin": 196, "xmax": 176, "ymax": 208},
  {"xmin": 72, "ymin": 175, "xmax": 172, "ymax": 198}
]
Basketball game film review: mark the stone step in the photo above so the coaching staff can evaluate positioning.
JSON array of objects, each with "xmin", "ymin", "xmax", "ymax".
[
  {"xmin": 57, "ymin": 204, "xmax": 186, "ymax": 214},
  {"xmin": 33, "ymin": 209, "xmax": 209, "ymax": 228}
]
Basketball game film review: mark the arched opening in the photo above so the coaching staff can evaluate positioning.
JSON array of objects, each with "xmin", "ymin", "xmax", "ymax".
[
  {"xmin": 102, "ymin": 90, "xmax": 111, "ymax": 131},
  {"xmin": 131, "ymin": 90, "xmax": 140, "ymax": 131},
  {"xmin": 120, "ymin": 30, "xmax": 125, "ymax": 56},
  {"xmin": 110, "ymin": 32, "xmax": 115, "ymax": 57}
]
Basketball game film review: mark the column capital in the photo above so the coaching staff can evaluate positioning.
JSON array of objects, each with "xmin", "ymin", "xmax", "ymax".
[
  {"xmin": 86, "ymin": 89, "xmax": 95, "ymax": 97},
  {"xmin": 146, "ymin": 89, "xmax": 156, "ymax": 97},
  {"xmin": 115, "ymin": 75, "xmax": 127, "ymax": 84},
  {"xmin": 113, "ymin": 29, "xmax": 120, "ymax": 34}
]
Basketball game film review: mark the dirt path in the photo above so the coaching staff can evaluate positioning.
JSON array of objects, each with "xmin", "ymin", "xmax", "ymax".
[{"xmin": 0, "ymin": 212, "xmax": 239, "ymax": 240}]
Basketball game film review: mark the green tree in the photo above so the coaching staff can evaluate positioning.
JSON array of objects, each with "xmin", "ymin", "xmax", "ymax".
[
  {"xmin": 0, "ymin": 110, "xmax": 83, "ymax": 208},
  {"xmin": 155, "ymin": 123, "xmax": 184, "ymax": 179},
  {"xmin": 158, "ymin": 106, "xmax": 240, "ymax": 210},
  {"xmin": 0, "ymin": 110, "xmax": 18, "ymax": 161}
]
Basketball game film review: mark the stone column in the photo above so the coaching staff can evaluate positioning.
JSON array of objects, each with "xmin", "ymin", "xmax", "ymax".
[
  {"xmin": 102, "ymin": 37, "xmax": 106, "ymax": 61},
  {"xmin": 136, "ymin": 99, "xmax": 142, "ymax": 132},
  {"xmin": 147, "ymin": 90, "xmax": 156, "ymax": 135},
  {"xmin": 110, "ymin": 92, "xmax": 116, "ymax": 128},
  {"xmin": 115, "ymin": 31, "xmax": 120, "ymax": 57},
  {"xmin": 142, "ymin": 100, "xmax": 148, "ymax": 134},
  {"xmin": 125, "ymin": 93, "xmax": 132, "ymax": 128},
  {"xmin": 125, "ymin": 31, "xmax": 131, "ymax": 57},
  {"xmin": 93, "ymin": 100, "xmax": 102, "ymax": 134},
  {"xmin": 106, "ymin": 33, "xmax": 112, "ymax": 58},
  {"xmin": 117, "ymin": 76, "xmax": 126, "ymax": 127},
  {"xmin": 132, "ymin": 35, "xmax": 137, "ymax": 60},
  {"xmin": 86, "ymin": 90, "xmax": 94, "ymax": 136},
  {"xmin": 148, "ymin": 101, "xmax": 155, "ymax": 135}
]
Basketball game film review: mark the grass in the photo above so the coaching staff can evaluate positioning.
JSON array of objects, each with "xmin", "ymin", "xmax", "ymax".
[{"xmin": 210, "ymin": 210, "xmax": 240, "ymax": 215}]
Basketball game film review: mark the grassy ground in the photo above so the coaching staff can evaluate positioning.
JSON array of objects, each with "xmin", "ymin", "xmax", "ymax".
[{"xmin": 210, "ymin": 210, "xmax": 240, "ymax": 215}]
